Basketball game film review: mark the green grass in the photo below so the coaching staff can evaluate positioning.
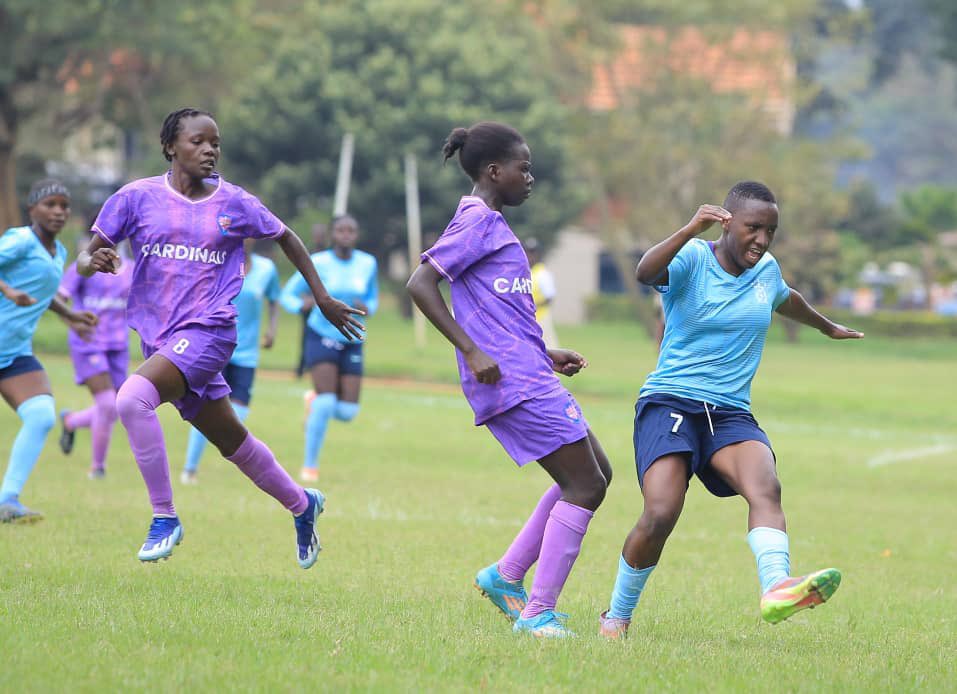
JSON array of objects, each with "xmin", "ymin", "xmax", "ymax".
[{"xmin": 3, "ymin": 303, "xmax": 956, "ymax": 692}]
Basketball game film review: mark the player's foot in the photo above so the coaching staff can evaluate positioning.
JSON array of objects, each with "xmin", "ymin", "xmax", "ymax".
[
  {"xmin": 513, "ymin": 610, "xmax": 574, "ymax": 638},
  {"xmin": 474, "ymin": 563, "xmax": 527, "ymax": 621},
  {"xmin": 598, "ymin": 610, "xmax": 630, "ymax": 639},
  {"xmin": 294, "ymin": 488, "xmax": 325, "ymax": 569},
  {"xmin": 137, "ymin": 516, "xmax": 183, "ymax": 562},
  {"xmin": 87, "ymin": 468, "xmax": 106, "ymax": 480},
  {"xmin": 0, "ymin": 497, "xmax": 44, "ymax": 524},
  {"xmin": 180, "ymin": 469, "xmax": 198, "ymax": 485},
  {"xmin": 760, "ymin": 568, "xmax": 842, "ymax": 624},
  {"xmin": 300, "ymin": 466, "xmax": 319, "ymax": 483},
  {"xmin": 59, "ymin": 410, "xmax": 75, "ymax": 454}
]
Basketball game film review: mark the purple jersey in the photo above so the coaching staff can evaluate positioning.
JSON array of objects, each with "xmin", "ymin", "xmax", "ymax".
[
  {"xmin": 92, "ymin": 173, "xmax": 284, "ymax": 346},
  {"xmin": 422, "ymin": 196, "xmax": 559, "ymax": 424},
  {"xmin": 59, "ymin": 259, "xmax": 132, "ymax": 351}
]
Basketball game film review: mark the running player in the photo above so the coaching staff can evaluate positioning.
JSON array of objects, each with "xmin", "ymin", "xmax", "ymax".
[
  {"xmin": 58, "ymin": 232, "xmax": 133, "ymax": 479},
  {"xmin": 599, "ymin": 181, "xmax": 863, "ymax": 638},
  {"xmin": 280, "ymin": 214, "xmax": 377, "ymax": 482},
  {"xmin": 407, "ymin": 122, "xmax": 612, "ymax": 638},
  {"xmin": 77, "ymin": 108, "xmax": 364, "ymax": 564},
  {"xmin": 0, "ymin": 180, "xmax": 97, "ymax": 522},
  {"xmin": 180, "ymin": 238, "xmax": 280, "ymax": 484}
]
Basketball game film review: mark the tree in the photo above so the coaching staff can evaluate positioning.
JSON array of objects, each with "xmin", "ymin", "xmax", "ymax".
[{"xmin": 220, "ymin": 0, "xmax": 587, "ymax": 260}]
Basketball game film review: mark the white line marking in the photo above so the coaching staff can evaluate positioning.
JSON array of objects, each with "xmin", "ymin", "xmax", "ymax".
[{"xmin": 866, "ymin": 444, "xmax": 957, "ymax": 468}]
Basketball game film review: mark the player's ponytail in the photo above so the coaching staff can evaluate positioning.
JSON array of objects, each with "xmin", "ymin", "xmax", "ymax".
[{"xmin": 441, "ymin": 122, "xmax": 525, "ymax": 181}]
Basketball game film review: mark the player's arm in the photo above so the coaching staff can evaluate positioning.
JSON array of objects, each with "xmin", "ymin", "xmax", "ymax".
[
  {"xmin": 636, "ymin": 204, "xmax": 731, "ymax": 285},
  {"xmin": 406, "ymin": 262, "xmax": 500, "ymax": 384},
  {"xmin": 0, "ymin": 278, "xmax": 37, "ymax": 306},
  {"xmin": 48, "ymin": 295, "xmax": 98, "ymax": 340},
  {"xmin": 775, "ymin": 288, "xmax": 863, "ymax": 340},
  {"xmin": 276, "ymin": 228, "xmax": 364, "ymax": 341},
  {"xmin": 263, "ymin": 299, "xmax": 278, "ymax": 349},
  {"xmin": 77, "ymin": 234, "xmax": 120, "ymax": 277},
  {"xmin": 547, "ymin": 348, "xmax": 587, "ymax": 377}
]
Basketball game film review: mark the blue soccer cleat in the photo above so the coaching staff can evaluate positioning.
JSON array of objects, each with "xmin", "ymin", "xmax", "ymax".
[
  {"xmin": 474, "ymin": 563, "xmax": 528, "ymax": 621},
  {"xmin": 137, "ymin": 516, "xmax": 183, "ymax": 562},
  {"xmin": 294, "ymin": 488, "xmax": 325, "ymax": 569},
  {"xmin": 0, "ymin": 497, "xmax": 43, "ymax": 524},
  {"xmin": 513, "ymin": 610, "xmax": 574, "ymax": 638}
]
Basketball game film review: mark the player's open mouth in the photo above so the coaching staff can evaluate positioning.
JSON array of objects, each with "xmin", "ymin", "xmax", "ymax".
[
  {"xmin": 746, "ymin": 248, "xmax": 763, "ymax": 261},
  {"xmin": 200, "ymin": 160, "xmax": 215, "ymax": 170}
]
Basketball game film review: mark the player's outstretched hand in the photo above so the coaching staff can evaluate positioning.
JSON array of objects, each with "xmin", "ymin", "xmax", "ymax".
[
  {"xmin": 262, "ymin": 331, "xmax": 275, "ymax": 349},
  {"xmin": 465, "ymin": 347, "xmax": 501, "ymax": 384},
  {"xmin": 89, "ymin": 248, "xmax": 121, "ymax": 274},
  {"xmin": 686, "ymin": 204, "xmax": 732, "ymax": 236},
  {"xmin": 548, "ymin": 348, "xmax": 588, "ymax": 377},
  {"xmin": 2, "ymin": 287, "xmax": 37, "ymax": 306},
  {"xmin": 318, "ymin": 297, "xmax": 366, "ymax": 341},
  {"xmin": 822, "ymin": 322, "xmax": 864, "ymax": 340},
  {"xmin": 70, "ymin": 311, "xmax": 99, "ymax": 341}
]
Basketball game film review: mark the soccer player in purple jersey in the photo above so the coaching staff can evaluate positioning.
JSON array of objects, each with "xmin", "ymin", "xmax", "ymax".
[
  {"xmin": 0, "ymin": 180, "xmax": 97, "ymax": 523},
  {"xmin": 58, "ymin": 232, "xmax": 133, "ymax": 479},
  {"xmin": 77, "ymin": 108, "xmax": 364, "ymax": 565},
  {"xmin": 407, "ymin": 122, "xmax": 612, "ymax": 638}
]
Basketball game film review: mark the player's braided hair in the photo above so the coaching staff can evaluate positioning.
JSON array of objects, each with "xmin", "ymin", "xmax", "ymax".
[
  {"xmin": 724, "ymin": 181, "xmax": 777, "ymax": 211},
  {"xmin": 160, "ymin": 108, "xmax": 214, "ymax": 161},
  {"xmin": 442, "ymin": 122, "xmax": 525, "ymax": 181}
]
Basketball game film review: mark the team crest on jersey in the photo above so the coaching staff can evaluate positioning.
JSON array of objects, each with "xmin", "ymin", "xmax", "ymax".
[
  {"xmin": 754, "ymin": 281, "xmax": 769, "ymax": 304},
  {"xmin": 564, "ymin": 401, "xmax": 581, "ymax": 422},
  {"xmin": 217, "ymin": 215, "xmax": 232, "ymax": 235}
]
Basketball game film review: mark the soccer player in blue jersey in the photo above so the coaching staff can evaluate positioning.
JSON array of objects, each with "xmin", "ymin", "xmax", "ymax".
[
  {"xmin": 280, "ymin": 214, "xmax": 377, "ymax": 482},
  {"xmin": 180, "ymin": 238, "xmax": 280, "ymax": 484},
  {"xmin": 0, "ymin": 180, "xmax": 97, "ymax": 522},
  {"xmin": 599, "ymin": 181, "xmax": 863, "ymax": 637}
]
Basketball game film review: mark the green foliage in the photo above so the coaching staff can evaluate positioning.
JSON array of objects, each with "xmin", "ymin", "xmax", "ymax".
[
  {"xmin": 826, "ymin": 307, "xmax": 957, "ymax": 338},
  {"xmin": 898, "ymin": 185, "xmax": 957, "ymax": 242},
  {"xmin": 220, "ymin": 0, "xmax": 587, "ymax": 256}
]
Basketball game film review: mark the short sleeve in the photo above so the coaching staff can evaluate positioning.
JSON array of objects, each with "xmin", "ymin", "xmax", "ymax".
[
  {"xmin": 656, "ymin": 239, "xmax": 703, "ymax": 293},
  {"xmin": 771, "ymin": 265, "xmax": 791, "ymax": 309},
  {"xmin": 265, "ymin": 262, "xmax": 280, "ymax": 302},
  {"xmin": 241, "ymin": 193, "xmax": 285, "ymax": 240},
  {"xmin": 0, "ymin": 228, "xmax": 29, "ymax": 269},
  {"xmin": 59, "ymin": 263, "xmax": 82, "ymax": 299},
  {"xmin": 421, "ymin": 214, "xmax": 508, "ymax": 282},
  {"xmin": 92, "ymin": 190, "xmax": 131, "ymax": 245}
]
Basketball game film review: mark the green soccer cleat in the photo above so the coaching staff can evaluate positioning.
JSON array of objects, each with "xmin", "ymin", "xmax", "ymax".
[{"xmin": 760, "ymin": 568, "xmax": 842, "ymax": 624}]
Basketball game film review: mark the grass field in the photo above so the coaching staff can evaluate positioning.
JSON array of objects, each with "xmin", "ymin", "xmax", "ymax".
[{"xmin": 2, "ymin": 303, "xmax": 956, "ymax": 692}]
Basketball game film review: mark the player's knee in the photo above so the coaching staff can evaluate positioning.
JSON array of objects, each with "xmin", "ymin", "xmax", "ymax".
[
  {"xmin": 17, "ymin": 394, "xmax": 56, "ymax": 434},
  {"xmin": 639, "ymin": 503, "xmax": 681, "ymax": 539},
  {"xmin": 333, "ymin": 401, "xmax": 359, "ymax": 422},
  {"xmin": 574, "ymin": 470, "xmax": 608, "ymax": 510}
]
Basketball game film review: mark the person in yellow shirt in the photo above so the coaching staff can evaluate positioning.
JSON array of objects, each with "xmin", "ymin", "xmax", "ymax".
[{"xmin": 524, "ymin": 238, "xmax": 559, "ymax": 348}]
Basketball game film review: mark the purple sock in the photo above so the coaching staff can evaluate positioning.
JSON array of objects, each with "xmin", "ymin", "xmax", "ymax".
[
  {"xmin": 90, "ymin": 389, "xmax": 118, "ymax": 471},
  {"xmin": 521, "ymin": 500, "xmax": 594, "ymax": 619},
  {"xmin": 115, "ymin": 375, "xmax": 175, "ymax": 516},
  {"xmin": 498, "ymin": 484, "xmax": 562, "ymax": 582},
  {"xmin": 65, "ymin": 407, "xmax": 94, "ymax": 431},
  {"xmin": 226, "ymin": 433, "xmax": 308, "ymax": 515}
]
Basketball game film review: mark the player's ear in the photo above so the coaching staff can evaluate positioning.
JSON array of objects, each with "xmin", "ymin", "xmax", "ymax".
[{"xmin": 487, "ymin": 162, "xmax": 500, "ymax": 181}]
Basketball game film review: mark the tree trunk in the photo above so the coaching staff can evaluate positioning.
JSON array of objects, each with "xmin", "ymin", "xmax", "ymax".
[{"xmin": 0, "ymin": 144, "xmax": 18, "ymax": 230}]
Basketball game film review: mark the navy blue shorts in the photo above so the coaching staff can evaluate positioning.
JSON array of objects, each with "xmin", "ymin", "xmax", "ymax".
[
  {"xmin": 633, "ymin": 393, "xmax": 774, "ymax": 497},
  {"xmin": 224, "ymin": 362, "xmax": 256, "ymax": 405},
  {"xmin": 302, "ymin": 328, "xmax": 363, "ymax": 376},
  {"xmin": 0, "ymin": 355, "xmax": 44, "ymax": 381}
]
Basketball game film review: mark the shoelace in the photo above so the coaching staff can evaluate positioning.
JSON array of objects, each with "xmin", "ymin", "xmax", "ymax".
[{"xmin": 145, "ymin": 518, "xmax": 178, "ymax": 543}]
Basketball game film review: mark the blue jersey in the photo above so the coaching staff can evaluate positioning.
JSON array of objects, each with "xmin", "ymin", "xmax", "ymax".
[
  {"xmin": 280, "ymin": 249, "xmax": 378, "ymax": 343},
  {"xmin": 231, "ymin": 254, "xmax": 280, "ymax": 368},
  {"xmin": 0, "ymin": 226, "xmax": 67, "ymax": 369},
  {"xmin": 639, "ymin": 238, "xmax": 790, "ymax": 410}
]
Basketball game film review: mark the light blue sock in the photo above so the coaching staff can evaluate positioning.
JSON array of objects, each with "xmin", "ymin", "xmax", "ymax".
[
  {"xmin": 606, "ymin": 554, "xmax": 656, "ymax": 621},
  {"xmin": 184, "ymin": 401, "xmax": 250, "ymax": 473},
  {"xmin": 304, "ymin": 393, "xmax": 336, "ymax": 470},
  {"xmin": 333, "ymin": 401, "xmax": 359, "ymax": 422},
  {"xmin": 747, "ymin": 527, "xmax": 790, "ymax": 594},
  {"xmin": 1, "ymin": 394, "xmax": 56, "ymax": 500}
]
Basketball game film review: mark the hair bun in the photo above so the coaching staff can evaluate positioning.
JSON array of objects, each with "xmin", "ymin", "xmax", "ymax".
[{"xmin": 442, "ymin": 127, "xmax": 469, "ymax": 161}]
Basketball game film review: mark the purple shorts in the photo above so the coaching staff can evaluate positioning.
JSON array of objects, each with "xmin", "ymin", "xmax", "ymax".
[
  {"xmin": 485, "ymin": 387, "xmax": 589, "ymax": 466},
  {"xmin": 141, "ymin": 326, "xmax": 236, "ymax": 421},
  {"xmin": 70, "ymin": 346, "xmax": 129, "ymax": 389}
]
